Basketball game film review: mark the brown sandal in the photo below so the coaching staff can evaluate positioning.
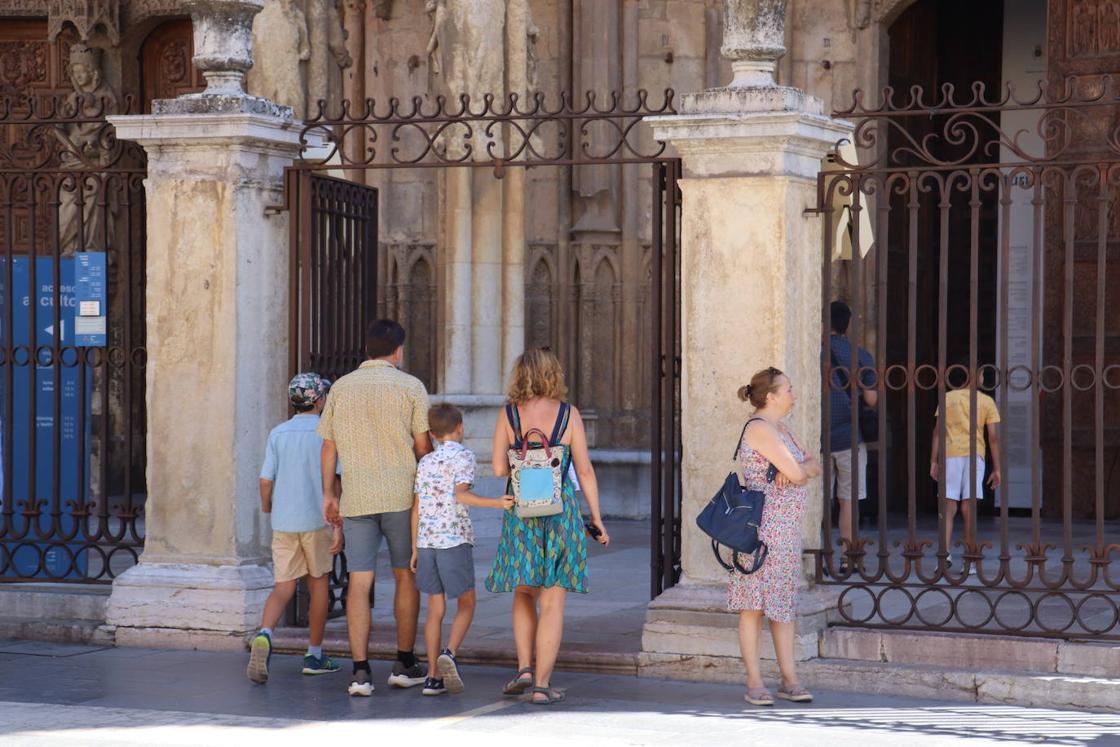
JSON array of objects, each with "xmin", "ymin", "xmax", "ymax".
[
  {"xmin": 745, "ymin": 687, "xmax": 775, "ymax": 706},
  {"xmin": 777, "ymin": 683, "xmax": 813, "ymax": 703}
]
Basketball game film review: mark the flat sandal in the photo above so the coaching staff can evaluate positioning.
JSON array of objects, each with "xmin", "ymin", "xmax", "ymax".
[
  {"xmin": 745, "ymin": 687, "xmax": 774, "ymax": 706},
  {"xmin": 530, "ymin": 685, "xmax": 566, "ymax": 705},
  {"xmin": 777, "ymin": 684, "xmax": 813, "ymax": 703},
  {"xmin": 503, "ymin": 667, "xmax": 534, "ymax": 696}
]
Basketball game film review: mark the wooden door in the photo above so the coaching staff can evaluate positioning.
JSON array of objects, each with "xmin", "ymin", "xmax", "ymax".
[
  {"xmin": 139, "ymin": 19, "xmax": 204, "ymax": 112},
  {"xmin": 1044, "ymin": 0, "xmax": 1120, "ymax": 519},
  {"xmin": 885, "ymin": 0, "xmax": 1004, "ymax": 515}
]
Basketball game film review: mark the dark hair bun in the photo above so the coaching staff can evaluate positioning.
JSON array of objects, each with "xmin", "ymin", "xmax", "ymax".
[{"xmin": 737, "ymin": 385, "xmax": 752, "ymax": 402}]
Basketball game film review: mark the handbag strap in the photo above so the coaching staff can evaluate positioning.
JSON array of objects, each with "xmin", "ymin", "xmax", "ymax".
[
  {"xmin": 736, "ymin": 417, "xmax": 778, "ymax": 485},
  {"xmin": 733, "ymin": 417, "xmax": 767, "ymax": 461},
  {"xmin": 518, "ymin": 428, "xmax": 553, "ymax": 460}
]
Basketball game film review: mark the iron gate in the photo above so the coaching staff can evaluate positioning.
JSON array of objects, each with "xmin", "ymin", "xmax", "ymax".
[
  {"xmin": 0, "ymin": 94, "xmax": 147, "ymax": 583},
  {"xmin": 281, "ymin": 92, "xmax": 683, "ymax": 614},
  {"xmin": 284, "ymin": 171, "xmax": 379, "ymax": 620},
  {"xmin": 816, "ymin": 80, "xmax": 1120, "ymax": 639}
]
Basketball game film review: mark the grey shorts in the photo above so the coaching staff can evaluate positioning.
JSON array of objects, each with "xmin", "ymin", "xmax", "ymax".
[
  {"xmin": 343, "ymin": 509, "xmax": 413, "ymax": 572},
  {"xmin": 415, "ymin": 543, "xmax": 476, "ymax": 599}
]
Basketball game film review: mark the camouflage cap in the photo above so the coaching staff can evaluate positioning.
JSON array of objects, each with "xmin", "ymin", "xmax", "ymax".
[{"xmin": 288, "ymin": 372, "xmax": 330, "ymax": 408}]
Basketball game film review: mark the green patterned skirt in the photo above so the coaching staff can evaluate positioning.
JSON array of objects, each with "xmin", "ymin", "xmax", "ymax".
[{"xmin": 485, "ymin": 474, "xmax": 589, "ymax": 594}]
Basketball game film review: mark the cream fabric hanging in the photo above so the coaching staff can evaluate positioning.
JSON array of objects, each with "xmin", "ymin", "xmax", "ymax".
[{"xmin": 821, "ymin": 140, "xmax": 875, "ymax": 261}]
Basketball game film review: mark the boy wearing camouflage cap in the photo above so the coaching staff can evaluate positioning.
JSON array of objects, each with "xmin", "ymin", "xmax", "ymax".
[{"xmin": 247, "ymin": 373, "xmax": 343, "ymax": 684}]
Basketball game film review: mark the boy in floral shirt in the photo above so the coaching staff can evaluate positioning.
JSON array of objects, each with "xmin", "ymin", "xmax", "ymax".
[{"xmin": 410, "ymin": 403, "xmax": 512, "ymax": 695}]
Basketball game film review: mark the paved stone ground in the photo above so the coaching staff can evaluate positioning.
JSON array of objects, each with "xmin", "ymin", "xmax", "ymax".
[
  {"xmin": 1, "ymin": 643, "xmax": 1119, "ymax": 746},
  {"xmin": 284, "ymin": 510, "xmax": 651, "ymax": 660}
]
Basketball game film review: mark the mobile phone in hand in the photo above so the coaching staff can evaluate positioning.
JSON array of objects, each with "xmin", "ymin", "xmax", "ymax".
[{"xmin": 584, "ymin": 521, "xmax": 602, "ymax": 539}]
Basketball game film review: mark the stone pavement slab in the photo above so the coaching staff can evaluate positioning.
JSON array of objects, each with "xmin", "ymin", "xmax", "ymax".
[
  {"xmin": 2, "ymin": 643, "xmax": 1120, "ymax": 746},
  {"xmin": 272, "ymin": 513, "xmax": 652, "ymax": 666}
]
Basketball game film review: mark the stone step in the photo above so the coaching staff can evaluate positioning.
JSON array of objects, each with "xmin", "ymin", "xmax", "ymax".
[
  {"xmin": 821, "ymin": 627, "xmax": 1120, "ymax": 677},
  {"xmin": 0, "ymin": 616, "xmax": 112, "ymax": 646},
  {"xmin": 638, "ymin": 651, "xmax": 1120, "ymax": 713},
  {"xmin": 0, "ymin": 583, "xmax": 110, "ymax": 621},
  {"xmin": 641, "ymin": 620, "xmax": 819, "ymax": 662},
  {"xmin": 267, "ymin": 625, "xmax": 638, "ymax": 676}
]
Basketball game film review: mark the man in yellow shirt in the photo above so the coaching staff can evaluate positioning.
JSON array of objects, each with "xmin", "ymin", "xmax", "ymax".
[
  {"xmin": 930, "ymin": 364, "xmax": 1002, "ymax": 572},
  {"xmin": 319, "ymin": 320, "xmax": 433, "ymax": 696}
]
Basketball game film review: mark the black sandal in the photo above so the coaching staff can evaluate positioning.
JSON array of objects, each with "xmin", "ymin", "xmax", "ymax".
[
  {"xmin": 530, "ymin": 685, "xmax": 566, "ymax": 705},
  {"xmin": 503, "ymin": 667, "xmax": 534, "ymax": 695}
]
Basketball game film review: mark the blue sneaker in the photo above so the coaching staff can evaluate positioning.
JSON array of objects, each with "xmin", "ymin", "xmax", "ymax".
[
  {"xmin": 302, "ymin": 653, "xmax": 341, "ymax": 675},
  {"xmin": 422, "ymin": 677, "xmax": 447, "ymax": 696},
  {"xmin": 437, "ymin": 648, "xmax": 464, "ymax": 693},
  {"xmin": 247, "ymin": 631, "xmax": 272, "ymax": 684}
]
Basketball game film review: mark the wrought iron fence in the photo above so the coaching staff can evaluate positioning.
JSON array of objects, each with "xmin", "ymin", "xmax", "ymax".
[
  {"xmin": 292, "ymin": 90, "xmax": 677, "ymax": 173},
  {"xmin": 815, "ymin": 78, "xmax": 1120, "ymax": 639},
  {"xmin": 0, "ymin": 94, "xmax": 147, "ymax": 583}
]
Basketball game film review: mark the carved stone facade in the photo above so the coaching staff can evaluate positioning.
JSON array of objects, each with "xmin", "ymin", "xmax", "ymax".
[{"xmin": 245, "ymin": 0, "xmax": 351, "ymax": 118}]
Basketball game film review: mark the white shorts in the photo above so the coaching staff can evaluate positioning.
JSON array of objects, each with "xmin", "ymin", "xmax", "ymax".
[
  {"xmin": 832, "ymin": 444, "xmax": 867, "ymax": 502},
  {"xmin": 944, "ymin": 456, "xmax": 985, "ymax": 501}
]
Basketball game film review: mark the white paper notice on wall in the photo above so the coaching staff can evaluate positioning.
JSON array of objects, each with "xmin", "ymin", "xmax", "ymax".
[
  {"xmin": 79, "ymin": 300, "xmax": 100, "ymax": 317},
  {"xmin": 74, "ymin": 316, "xmax": 106, "ymax": 337}
]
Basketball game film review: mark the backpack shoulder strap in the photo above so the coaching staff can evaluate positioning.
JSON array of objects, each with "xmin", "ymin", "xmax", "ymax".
[
  {"xmin": 549, "ymin": 402, "xmax": 571, "ymax": 445},
  {"xmin": 733, "ymin": 417, "xmax": 767, "ymax": 461},
  {"xmin": 505, "ymin": 404, "xmax": 524, "ymax": 446}
]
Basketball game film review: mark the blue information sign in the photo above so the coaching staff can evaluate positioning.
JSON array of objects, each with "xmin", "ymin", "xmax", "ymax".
[
  {"xmin": 73, "ymin": 251, "xmax": 107, "ymax": 347},
  {"xmin": 0, "ymin": 257, "xmax": 93, "ymax": 578}
]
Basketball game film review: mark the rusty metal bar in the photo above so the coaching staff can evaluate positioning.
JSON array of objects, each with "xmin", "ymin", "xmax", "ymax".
[{"xmin": 650, "ymin": 161, "xmax": 664, "ymax": 599}]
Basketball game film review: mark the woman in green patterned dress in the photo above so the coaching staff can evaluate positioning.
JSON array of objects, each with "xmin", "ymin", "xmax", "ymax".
[{"xmin": 486, "ymin": 348, "xmax": 610, "ymax": 704}]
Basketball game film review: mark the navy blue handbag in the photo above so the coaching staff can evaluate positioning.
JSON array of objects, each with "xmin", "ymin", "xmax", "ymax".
[{"xmin": 696, "ymin": 418, "xmax": 775, "ymax": 575}]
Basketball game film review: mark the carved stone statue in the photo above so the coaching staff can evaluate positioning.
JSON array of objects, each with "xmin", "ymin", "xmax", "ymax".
[
  {"xmin": 426, "ymin": 0, "xmax": 538, "ymax": 155},
  {"xmin": 246, "ymin": 0, "xmax": 351, "ymax": 118},
  {"xmin": 54, "ymin": 43, "xmax": 118, "ymax": 256},
  {"xmin": 424, "ymin": 0, "xmax": 447, "ymax": 75},
  {"xmin": 246, "ymin": 0, "xmax": 311, "ymax": 116},
  {"xmin": 305, "ymin": 0, "xmax": 352, "ymax": 118}
]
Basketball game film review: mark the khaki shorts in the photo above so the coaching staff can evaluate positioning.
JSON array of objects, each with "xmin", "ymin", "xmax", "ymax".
[
  {"xmin": 272, "ymin": 527, "xmax": 333, "ymax": 583},
  {"xmin": 832, "ymin": 443, "xmax": 868, "ymax": 502}
]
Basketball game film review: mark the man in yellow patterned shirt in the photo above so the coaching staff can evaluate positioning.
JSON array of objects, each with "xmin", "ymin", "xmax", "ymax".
[{"xmin": 319, "ymin": 319, "xmax": 432, "ymax": 696}]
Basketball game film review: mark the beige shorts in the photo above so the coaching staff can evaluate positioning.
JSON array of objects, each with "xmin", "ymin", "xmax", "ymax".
[
  {"xmin": 832, "ymin": 443, "xmax": 868, "ymax": 502},
  {"xmin": 271, "ymin": 527, "xmax": 333, "ymax": 583}
]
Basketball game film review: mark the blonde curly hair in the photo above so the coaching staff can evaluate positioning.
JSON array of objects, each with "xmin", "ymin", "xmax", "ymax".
[{"xmin": 507, "ymin": 347, "xmax": 568, "ymax": 404}]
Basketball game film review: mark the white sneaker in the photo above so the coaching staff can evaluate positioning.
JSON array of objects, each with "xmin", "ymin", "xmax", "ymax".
[
  {"xmin": 348, "ymin": 669, "xmax": 374, "ymax": 697},
  {"xmin": 387, "ymin": 660, "xmax": 426, "ymax": 689}
]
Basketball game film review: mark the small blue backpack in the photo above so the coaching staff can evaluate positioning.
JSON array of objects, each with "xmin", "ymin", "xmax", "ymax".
[{"xmin": 696, "ymin": 418, "xmax": 774, "ymax": 575}]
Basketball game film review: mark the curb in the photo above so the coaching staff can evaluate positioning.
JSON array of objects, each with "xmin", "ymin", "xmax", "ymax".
[{"xmin": 269, "ymin": 627, "xmax": 639, "ymax": 676}]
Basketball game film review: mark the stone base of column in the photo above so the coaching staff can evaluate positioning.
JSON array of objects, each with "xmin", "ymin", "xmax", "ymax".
[
  {"xmin": 638, "ymin": 581, "xmax": 844, "ymax": 683},
  {"xmin": 104, "ymin": 563, "xmax": 273, "ymax": 651}
]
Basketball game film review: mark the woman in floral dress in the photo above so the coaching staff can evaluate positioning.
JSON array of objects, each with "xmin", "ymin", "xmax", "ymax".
[
  {"xmin": 729, "ymin": 367, "xmax": 821, "ymax": 706},
  {"xmin": 486, "ymin": 348, "xmax": 610, "ymax": 704}
]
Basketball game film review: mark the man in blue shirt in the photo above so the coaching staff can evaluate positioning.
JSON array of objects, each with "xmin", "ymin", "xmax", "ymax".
[
  {"xmin": 247, "ymin": 373, "xmax": 342, "ymax": 684},
  {"xmin": 827, "ymin": 301, "xmax": 877, "ymax": 570}
]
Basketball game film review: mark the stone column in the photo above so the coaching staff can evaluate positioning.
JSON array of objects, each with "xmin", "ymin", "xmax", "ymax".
[
  {"xmin": 639, "ymin": 0, "xmax": 852, "ymax": 682},
  {"xmin": 103, "ymin": 0, "xmax": 305, "ymax": 650},
  {"xmin": 471, "ymin": 168, "xmax": 504, "ymax": 393}
]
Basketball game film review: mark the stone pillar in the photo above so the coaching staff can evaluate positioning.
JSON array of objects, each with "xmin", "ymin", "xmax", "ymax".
[
  {"xmin": 103, "ymin": 0, "xmax": 304, "ymax": 650},
  {"xmin": 442, "ymin": 168, "xmax": 474, "ymax": 394},
  {"xmin": 470, "ymin": 168, "xmax": 504, "ymax": 393},
  {"xmin": 639, "ymin": 0, "xmax": 852, "ymax": 682}
]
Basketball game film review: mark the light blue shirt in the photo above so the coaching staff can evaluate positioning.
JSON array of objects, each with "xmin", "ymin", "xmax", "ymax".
[{"xmin": 260, "ymin": 414, "xmax": 331, "ymax": 533}]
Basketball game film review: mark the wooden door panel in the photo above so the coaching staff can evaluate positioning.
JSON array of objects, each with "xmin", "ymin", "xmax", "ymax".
[{"xmin": 140, "ymin": 19, "xmax": 204, "ymax": 112}]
